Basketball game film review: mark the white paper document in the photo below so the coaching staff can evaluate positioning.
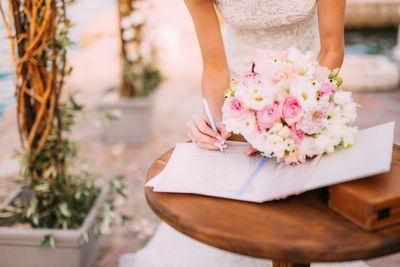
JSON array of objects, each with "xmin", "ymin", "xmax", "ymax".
[{"xmin": 146, "ymin": 122, "xmax": 395, "ymax": 203}]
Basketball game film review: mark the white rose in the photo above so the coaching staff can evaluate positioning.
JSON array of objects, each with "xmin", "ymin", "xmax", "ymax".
[
  {"xmin": 127, "ymin": 50, "xmax": 139, "ymax": 62},
  {"xmin": 333, "ymin": 91, "xmax": 352, "ymax": 105}
]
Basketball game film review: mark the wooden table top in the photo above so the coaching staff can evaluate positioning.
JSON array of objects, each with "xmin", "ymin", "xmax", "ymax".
[{"xmin": 145, "ymin": 144, "xmax": 400, "ymax": 264}]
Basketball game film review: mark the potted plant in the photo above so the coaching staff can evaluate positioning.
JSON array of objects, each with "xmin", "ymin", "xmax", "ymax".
[
  {"xmin": 0, "ymin": 1, "xmax": 126, "ymax": 267},
  {"xmin": 98, "ymin": 0, "xmax": 162, "ymax": 145}
]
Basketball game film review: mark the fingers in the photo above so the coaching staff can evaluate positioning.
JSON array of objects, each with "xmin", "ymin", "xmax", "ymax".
[
  {"xmin": 245, "ymin": 146, "xmax": 258, "ymax": 156},
  {"xmin": 192, "ymin": 114, "xmax": 221, "ymax": 139},
  {"xmin": 186, "ymin": 118, "xmax": 220, "ymax": 147},
  {"xmin": 216, "ymin": 123, "xmax": 231, "ymax": 140}
]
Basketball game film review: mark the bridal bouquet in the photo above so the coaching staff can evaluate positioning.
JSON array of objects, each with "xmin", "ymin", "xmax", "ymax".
[{"xmin": 222, "ymin": 48, "xmax": 358, "ymax": 165}]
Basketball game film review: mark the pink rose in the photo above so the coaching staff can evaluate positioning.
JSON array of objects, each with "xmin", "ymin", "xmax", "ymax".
[
  {"xmin": 256, "ymin": 103, "xmax": 280, "ymax": 129},
  {"xmin": 289, "ymin": 123, "xmax": 306, "ymax": 145},
  {"xmin": 313, "ymin": 66, "xmax": 330, "ymax": 83},
  {"xmin": 222, "ymin": 98, "xmax": 249, "ymax": 119},
  {"xmin": 280, "ymin": 96, "xmax": 302, "ymax": 126},
  {"xmin": 319, "ymin": 82, "xmax": 337, "ymax": 97},
  {"xmin": 240, "ymin": 71, "xmax": 261, "ymax": 87}
]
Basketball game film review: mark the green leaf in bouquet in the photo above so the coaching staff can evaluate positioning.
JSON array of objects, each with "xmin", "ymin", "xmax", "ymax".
[
  {"xmin": 333, "ymin": 76, "xmax": 343, "ymax": 87},
  {"xmin": 329, "ymin": 68, "xmax": 340, "ymax": 79}
]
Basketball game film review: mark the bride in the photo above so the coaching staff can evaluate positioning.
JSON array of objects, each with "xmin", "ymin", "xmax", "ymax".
[
  {"xmin": 121, "ymin": 0, "xmax": 368, "ymax": 266},
  {"xmin": 186, "ymin": 0, "xmax": 345, "ymax": 154}
]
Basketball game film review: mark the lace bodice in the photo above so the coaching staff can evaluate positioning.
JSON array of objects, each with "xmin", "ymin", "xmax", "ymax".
[{"xmin": 214, "ymin": 0, "xmax": 320, "ymax": 78}]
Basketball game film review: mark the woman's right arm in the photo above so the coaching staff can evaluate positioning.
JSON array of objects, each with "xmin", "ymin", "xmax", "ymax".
[{"xmin": 184, "ymin": 0, "xmax": 231, "ymax": 150}]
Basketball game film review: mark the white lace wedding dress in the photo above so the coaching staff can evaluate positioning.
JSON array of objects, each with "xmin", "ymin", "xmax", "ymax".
[{"xmin": 120, "ymin": 1, "xmax": 369, "ymax": 266}]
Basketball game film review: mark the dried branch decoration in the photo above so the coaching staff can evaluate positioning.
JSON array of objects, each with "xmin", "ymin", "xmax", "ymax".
[{"xmin": 1, "ymin": 0, "xmax": 70, "ymax": 150}]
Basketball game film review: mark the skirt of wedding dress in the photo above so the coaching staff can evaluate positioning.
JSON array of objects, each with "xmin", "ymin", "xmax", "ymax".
[{"xmin": 119, "ymin": 222, "xmax": 370, "ymax": 267}]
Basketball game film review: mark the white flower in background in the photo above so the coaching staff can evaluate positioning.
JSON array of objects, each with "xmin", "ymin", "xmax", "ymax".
[
  {"xmin": 140, "ymin": 36, "xmax": 153, "ymax": 64},
  {"xmin": 121, "ymin": 16, "xmax": 132, "ymax": 29},
  {"xmin": 127, "ymin": 50, "xmax": 139, "ymax": 62},
  {"xmin": 333, "ymin": 91, "xmax": 352, "ymax": 105},
  {"xmin": 110, "ymin": 109, "xmax": 122, "ymax": 118},
  {"xmin": 122, "ymin": 28, "xmax": 135, "ymax": 41},
  {"xmin": 129, "ymin": 11, "xmax": 145, "ymax": 26}
]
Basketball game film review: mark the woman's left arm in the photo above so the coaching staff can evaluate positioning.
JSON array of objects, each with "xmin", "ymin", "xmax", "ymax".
[{"xmin": 317, "ymin": 0, "xmax": 346, "ymax": 70}]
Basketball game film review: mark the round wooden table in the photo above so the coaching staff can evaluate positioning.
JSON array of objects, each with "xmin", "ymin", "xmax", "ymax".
[{"xmin": 145, "ymin": 145, "xmax": 400, "ymax": 267}]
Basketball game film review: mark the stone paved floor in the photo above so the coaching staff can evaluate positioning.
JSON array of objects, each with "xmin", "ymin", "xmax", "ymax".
[{"xmin": 0, "ymin": 0, "xmax": 400, "ymax": 266}]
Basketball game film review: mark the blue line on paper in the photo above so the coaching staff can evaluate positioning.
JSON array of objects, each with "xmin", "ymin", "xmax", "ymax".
[{"xmin": 236, "ymin": 157, "xmax": 269, "ymax": 196}]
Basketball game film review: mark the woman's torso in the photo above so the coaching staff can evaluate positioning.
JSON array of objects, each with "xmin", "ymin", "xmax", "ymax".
[{"xmin": 214, "ymin": 0, "xmax": 320, "ymax": 78}]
